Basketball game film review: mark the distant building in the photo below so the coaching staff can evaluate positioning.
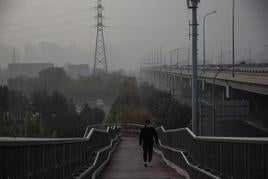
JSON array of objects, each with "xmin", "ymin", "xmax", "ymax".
[
  {"xmin": 0, "ymin": 69, "xmax": 7, "ymax": 85},
  {"xmin": 24, "ymin": 44, "xmax": 39, "ymax": 61},
  {"xmin": 7, "ymin": 63, "xmax": 54, "ymax": 79},
  {"xmin": 63, "ymin": 63, "xmax": 90, "ymax": 79}
]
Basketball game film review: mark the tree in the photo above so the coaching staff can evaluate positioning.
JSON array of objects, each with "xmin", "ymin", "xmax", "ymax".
[
  {"xmin": 31, "ymin": 90, "xmax": 79, "ymax": 137},
  {"xmin": 0, "ymin": 86, "xmax": 8, "ymax": 112},
  {"xmin": 108, "ymin": 77, "xmax": 140, "ymax": 124},
  {"xmin": 116, "ymin": 107, "xmax": 152, "ymax": 124},
  {"xmin": 143, "ymin": 89, "xmax": 191, "ymax": 129},
  {"xmin": 39, "ymin": 67, "xmax": 71, "ymax": 90},
  {"xmin": 109, "ymin": 81, "xmax": 191, "ymax": 129}
]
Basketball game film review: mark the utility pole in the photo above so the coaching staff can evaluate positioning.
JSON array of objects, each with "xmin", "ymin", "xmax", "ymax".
[
  {"xmin": 187, "ymin": 0, "xmax": 200, "ymax": 135},
  {"xmin": 216, "ymin": 42, "xmax": 223, "ymax": 65},
  {"xmin": 188, "ymin": 45, "xmax": 191, "ymax": 72},
  {"xmin": 203, "ymin": 10, "xmax": 217, "ymax": 73},
  {"xmin": 169, "ymin": 50, "xmax": 173, "ymax": 66},
  {"xmin": 232, "ymin": 0, "xmax": 235, "ymax": 77},
  {"xmin": 177, "ymin": 49, "xmax": 179, "ymax": 68},
  {"xmin": 94, "ymin": 0, "xmax": 107, "ymax": 73},
  {"xmin": 12, "ymin": 48, "xmax": 16, "ymax": 64},
  {"xmin": 244, "ymin": 48, "xmax": 252, "ymax": 64}
]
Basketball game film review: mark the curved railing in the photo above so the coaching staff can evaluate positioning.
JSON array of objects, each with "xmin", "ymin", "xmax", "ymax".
[
  {"xmin": 84, "ymin": 123, "xmax": 143, "ymax": 137},
  {"xmin": 0, "ymin": 125, "xmax": 119, "ymax": 179},
  {"xmin": 1, "ymin": 123, "xmax": 267, "ymax": 179},
  {"xmin": 76, "ymin": 126, "xmax": 120, "ymax": 179},
  {"xmin": 95, "ymin": 124, "xmax": 268, "ymax": 179},
  {"xmin": 156, "ymin": 126, "xmax": 268, "ymax": 179}
]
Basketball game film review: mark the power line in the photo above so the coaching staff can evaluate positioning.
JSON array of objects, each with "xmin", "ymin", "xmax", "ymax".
[
  {"xmin": 106, "ymin": 25, "xmax": 187, "ymax": 31},
  {"xmin": 0, "ymin": 18, "xmax": 92, "ymax": 34},
  {"xmin": 0, "ymin": 25, "xmax": 93, "ymax": 41},
  {"xmin": 0, "ymin": 8, "xmax": 92, "ymax": 29},
  {"xmin": 11, "ymin": 0, "xmax": 89, "ymax": 11}
]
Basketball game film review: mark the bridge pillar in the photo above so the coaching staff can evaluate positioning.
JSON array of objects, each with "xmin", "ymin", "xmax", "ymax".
[
  {"xmin": 161, "ymin": 73, "xmax": 164, "ymax": 90},
  {"xmin": 226, "ymin": 85, "xmax": 230, "ymax": 99},
  {"xmin": 172, "ymin": 75, "xmax": 176, "ymax": 90},
  {"xmin": 189, "ymin": 78, "xmax": 192, "ymax": 87},
  {"xmin": 169, "ymin": 74, "xmax": 172, "ymax": 90},
  {"xmin": 157, "ymin": 72, "xmax": 161, "ymax": 89},
  {"xmin": 154, "ymin": 71, "xmax": 157, "ymax": 87},
  {"xmin": 202, "ymin": 80, "xmax": 205, "ymax": 91}
]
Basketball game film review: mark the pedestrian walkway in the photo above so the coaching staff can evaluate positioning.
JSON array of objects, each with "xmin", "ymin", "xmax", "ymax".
[{"xmin": 99, "ymin": 137, "xmax": 184, "ymax": 179}]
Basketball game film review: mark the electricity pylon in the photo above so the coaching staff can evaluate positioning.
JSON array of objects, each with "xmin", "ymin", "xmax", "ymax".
[{"xmin": 93, "ymin": 0, "xmax": 107, "ymax": 73}]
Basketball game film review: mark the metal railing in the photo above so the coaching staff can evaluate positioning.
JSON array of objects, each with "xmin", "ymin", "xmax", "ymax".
[
  {"xmin": 1, "ymin": 123, "xmax": 267, "ymax": 179},
  {"xmin": 0, "ymin": 125, "xmax": 119, "ymax": 179},
  {"xmin": 76, "ymin": 126, "xmax": 120, "ymax": 179},
  {"xmin": 104, "ymin": 123, "xmax": 268, "ymax": 179},
  {"xmin": 84, "ymin": 123, "xmax": 143, "ymax": 137},
  {"xmin": 156, "ymin": 126, "xmax": 268, "ymax": 179}
]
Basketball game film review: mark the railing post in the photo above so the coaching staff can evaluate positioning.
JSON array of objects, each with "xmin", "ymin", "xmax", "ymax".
[
  {"xmin": 27, "ymin": 146, "xmax": 31, "ymax": 179},
  {"xmin": 62, "ymin": 144, "xmax": 65, "ymax": 179},
  {"xmin": 42, "ymin": 145, "xmax": 45, "ymax": 179}
]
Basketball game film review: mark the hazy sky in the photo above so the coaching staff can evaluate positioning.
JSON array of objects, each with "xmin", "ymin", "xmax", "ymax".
[{"xmin": 0, "ymin": 0, "xmax": 267, "ymax": 70}]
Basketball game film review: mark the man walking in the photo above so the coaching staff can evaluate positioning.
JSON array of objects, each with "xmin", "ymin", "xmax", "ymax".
[{"xmin": 139, "ymin": 120, "xmax": 158, "ymax": 167}]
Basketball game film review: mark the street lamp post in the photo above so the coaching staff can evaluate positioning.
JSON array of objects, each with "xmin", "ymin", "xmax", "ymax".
[
  {"xmin": 158, "ymin": 43, "xmax": 166, "ymax": 66},
  {"xmin": 198, "ymin": 70, "xmax": 205, "ymax": 135},
  {"xmin": 176, "ymin": 49, "xmax": 179, "ymax": 69},
  {"xmin": 216, "ymin": 42, "xmax": 223, "ymax": 65},
  {"xmin": 206, "ymin": 44, "xmax": 215, "ymax": 64},
  {"xmin": 188, "ymin": 45, "xmax": 191, "ymax": 72},
  {"xmin": 232, "ymin": 0, "xmax": 235, "ymax": 77},
  {"xmin": 244, "ymin": 48, "xmax": 252, "ymax": 64},
  {"xmin": 169, "ymin": 49, "xmax": 175, "ymax": 66},
  {"xmin": 212, "ymin": 61, "xmax": 245, "ymax": 136},
  {"xmin": 187, "ymin": 0, "xmax": 200, "ymax": 134},
  {"xmin": 203, "ymin": 10, "xmax": 217, "ymax": 73},
  {"xmin": 177, "ymin": 47, "xmax": 186, "ymax": 68}
]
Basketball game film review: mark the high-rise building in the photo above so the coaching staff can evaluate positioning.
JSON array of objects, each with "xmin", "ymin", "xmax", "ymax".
[{"xmin": 7, "ymin": 63, "xmax": 54, "ymax": 79}]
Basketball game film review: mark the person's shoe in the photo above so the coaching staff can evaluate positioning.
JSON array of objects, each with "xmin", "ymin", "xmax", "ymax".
[
  {"xmin": 144, "ymin": 162, "xmax": 147, "ymax": 167},
  {"xmin": 147, "ymin": 162, "xmax": 152, "ymax": 167}
]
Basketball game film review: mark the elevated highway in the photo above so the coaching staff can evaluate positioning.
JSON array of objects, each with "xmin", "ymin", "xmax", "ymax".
[{"xmin": 143, "ymin": 66, "xmax": 268, "ymax": 96}]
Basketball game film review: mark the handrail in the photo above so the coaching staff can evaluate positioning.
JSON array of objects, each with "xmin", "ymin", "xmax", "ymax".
[
  {"xmin": 107, "ymin": 124, "xmax": 222, "ymax": 178},
  {"xmin": 158, "ymin": 126, "xmax": 268, "ymax": 143},
  {"xmin": 75, "ymin": 126, "xmax": 120, "ymax": 179},
  {"xmin": 91, "ymin": 135, "xmax": 119, "ymax": 179},
  {"xmin": 83, "ymin": 123, "xmax": 144, "ymax": 137},
  {"xmin": 156, "ymin": 126, "xmax": 268, "ymax": 179},
  {"xmin": 156, "ymin": 139, "xmax": 221, "ymax": 179},
  {"xmin": 2, "ymin": 124, "xmax": 267, "ymax": 179},
  {"xmin": 0, "ymin": 124, "xmax": 119, "ymax": 179}
]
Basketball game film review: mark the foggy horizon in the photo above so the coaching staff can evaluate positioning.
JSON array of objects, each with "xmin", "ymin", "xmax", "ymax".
[
  {"xmin": 1, "ymin": 1, "xmax": 268, "ymax": 178},
  {"xmin": 0, "ymin": 0, "xmax": 268, "ymax": 71}
]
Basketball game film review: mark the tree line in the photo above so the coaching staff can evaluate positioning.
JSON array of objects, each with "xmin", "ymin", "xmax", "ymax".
[
  {"xmin": 0, "ymin": 86, "xmax": 105, "ymax": 137},
  {"xmin": 107, "ymin": 78, "xmax": 191, "ymax": 130},
  {"xmin": 8, "ymin": 68, "xmax": 127, "ymax": 104}
]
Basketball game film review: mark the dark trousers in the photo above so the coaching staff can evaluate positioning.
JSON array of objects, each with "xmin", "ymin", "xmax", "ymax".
[{"xmin": 143, "ymin": 144, "xmax": 153, "ymax": 162}]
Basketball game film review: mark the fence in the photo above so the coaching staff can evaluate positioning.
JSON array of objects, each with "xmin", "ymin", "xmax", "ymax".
[
  {"xmin": 112, "ymin": 124, "xmax": 268, "ymax": 179},
  {"xmin": 156, "ymin": 127, "xmax": 268, "ymax": 179},
  {"xmin": 0, "ymin": 126, "xmax": 119, "ymax": 179},
  {"xmin": 1, "ymin": 123, "xmax": 267, "ymax": 179}
]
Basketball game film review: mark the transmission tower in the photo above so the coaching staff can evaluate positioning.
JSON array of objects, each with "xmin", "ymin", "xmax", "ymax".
[
  {"xmin": 12, "ymin": 48, "xmax": 17, "ymax": 64},
  {"xmin": 93, "ymin": 0, "xmax": 107, "ymax": 73}
]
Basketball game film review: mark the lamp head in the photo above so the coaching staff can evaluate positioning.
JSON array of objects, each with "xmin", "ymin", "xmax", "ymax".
[
  {"xmin": 187, "ymin": 0, "xmax": 200, "ymax": 9},
  {"xmin": 238, "ymin": 61, "xmax": 246, "ymax": 66}
]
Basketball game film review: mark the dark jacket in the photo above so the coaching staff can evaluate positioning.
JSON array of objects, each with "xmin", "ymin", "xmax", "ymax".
[{"xmin": 139, "ymin": 126, "xmax": 159, "ymax": 146}]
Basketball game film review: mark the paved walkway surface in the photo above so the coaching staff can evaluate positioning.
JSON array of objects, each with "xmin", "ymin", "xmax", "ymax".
[{"xmin": 99, "ymin": 137, "xmax": 184, "ymax": 179}]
